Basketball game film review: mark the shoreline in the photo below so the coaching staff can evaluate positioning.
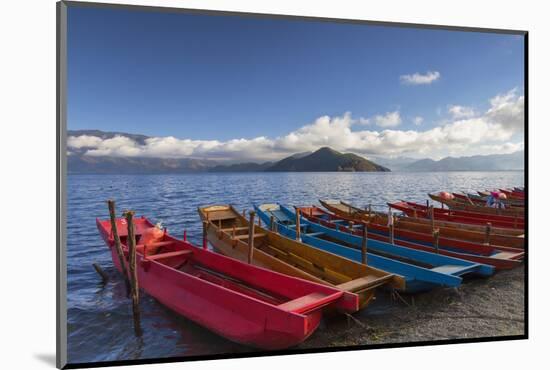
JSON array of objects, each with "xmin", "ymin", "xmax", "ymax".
[{"xmin": 300, "ymin": 265, "xmax": 524, "ymax": 348}]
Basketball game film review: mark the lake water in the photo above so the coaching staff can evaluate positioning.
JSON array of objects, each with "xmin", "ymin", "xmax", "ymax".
[{"xmin": 66, "ymin": 171, "xmax": 524, "ymax": 364}]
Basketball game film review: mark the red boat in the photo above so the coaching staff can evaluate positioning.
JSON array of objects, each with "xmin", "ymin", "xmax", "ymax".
[
  {"xmin": 499, "ymin": 188, "xmax": 525, "ymax": 200},
  {"xmin": 390, "ymin": 201, "xmax": 524, "ymax": 229},
  {"xmin": 96, "ymin": 216, "xmax": 359, "ymax": 350},
  {"xmin": 299, "ymin": 206, "xmax": 524, "ymax": 270}
]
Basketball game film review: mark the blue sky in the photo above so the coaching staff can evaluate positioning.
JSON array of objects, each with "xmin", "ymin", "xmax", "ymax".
[{"xmin": 67, "ymin": 5, "xmax": 525, "ymax": 160}]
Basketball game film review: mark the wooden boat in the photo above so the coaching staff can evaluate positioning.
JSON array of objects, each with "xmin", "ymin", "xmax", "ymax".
[
  {"xmin": 499, "ymin": 188, "xmax": 525, "ymax": 199},
  {"xmin": 256, "ymin": 204, "xmax": 494, "ymax": 293},
  {"xmin": 390, "ymin": 201, "xmax": 524, "ymax": 229},
  {"xmin": 298, "ymin": 206, "xmax": 523, "ymax": 270},
  {"xmin": 452, "ymin": 193, "xmax": 524, "ymax": 209},
  {"xmin": 320, "ymin": 199, "xmax": 525, "ymax": 246},
  {"xmin": 480, "ymin": 189, "xmax": 525, "ymax": 201},
  {"xmin": 96, "ymin": 216, "xmax": 360, "ymax": 349},
  {"xmin": 428, "ymin": 193, "xmax": 525, "ymax": 218},
  {"xmin": 197, "ymin": 205, "xmax": 404, "ymax": 309}
]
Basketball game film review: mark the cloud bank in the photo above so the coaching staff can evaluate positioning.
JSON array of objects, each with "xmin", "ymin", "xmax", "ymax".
[{"xmin": 68, "ymin": 89, "xmax": 524, "ymax": 161}]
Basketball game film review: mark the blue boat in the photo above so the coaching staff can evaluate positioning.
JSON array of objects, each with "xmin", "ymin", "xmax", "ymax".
[{"xmin": 255, "ymin": 203, "xmax": 494, "ymax": 293}]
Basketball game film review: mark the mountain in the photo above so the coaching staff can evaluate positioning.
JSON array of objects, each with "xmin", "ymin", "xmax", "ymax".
[
  {"xmin": 68, "ymin": 155, "xmax": 217, "ymax": 174},
  {"xmin": 403, "ymin": 151, "xmax": 524, "ymax": 171},
  {"xmin": 266, "ymin": 147, "xmax": 390, "ymax": 172},
  {"xmin": 208, "ymin": 162, "xmax": 273, "ymax": 172},
  {"xmin": 367, "ymin": 156, "xmax": 419, "ymax": 171}
]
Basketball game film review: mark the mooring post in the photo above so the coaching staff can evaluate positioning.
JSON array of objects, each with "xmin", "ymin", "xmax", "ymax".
[
  {"xmin": 430, "ymin": 205, "xmax": 435, "ymax": 231},
  {"xmin": 295, "ymin": 208, "xmax": 301, "ymax": 241},
  {"xmin": 361, "ymin": 223, "xmax": 368, "ymax": 265},
  {"xmin": 248, "ymin": 211, "xmax": 256, "ymax": 264},
  {"xmin": 433, "ymin": 228, "xmax": 440, "ymax": 253},
  {"xmin": 484, "ymin": 222, "xmax": 492, "ymax": 245},
  {"xmin": 349, "ymin": 220, "xmax": 354, "ymax": 233},
  {"xmin": 202, "ymin": 220, "xmax": 208, "ymax": 249},
  {"xmin": 107, "ymin": 200, "xmax": 130, "ymax": 295},
  {"xmin": 123, "ymin": 210, "xmax": 142, "ymax": 337}
]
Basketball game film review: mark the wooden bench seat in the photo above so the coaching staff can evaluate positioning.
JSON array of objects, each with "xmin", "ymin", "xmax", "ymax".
[
  {"xmin": 337, "ymin": 275, "xmax": 391, "ymax": 291},
  {"xmin": 278, "ymin": 293, "xmax": 326, "ymax": 312},
  {"xmin": 136, "ymin": 241, "xmax": 175, "ymax": 249},
  {"xmin": 232, "ymin": 233, "xmax": 266, "ymax": 240},
  {"xmin": 220, "ymin": 226, "xmax": 249, "ymax": 232},
  {"xmin": 147, "ymin": 250, "xmax": 193, "ymax": 261}
]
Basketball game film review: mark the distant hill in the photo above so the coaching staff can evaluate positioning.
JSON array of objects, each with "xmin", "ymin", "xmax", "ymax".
[
  {"xmin": 266, "ymin": 147, "xmax": 390, "ymax": 172},
  {"xmin": 208, "ymin": 162, "xmax": 273, "ymax": 172},
  {"xmin": 68, "ymin": 155, "xmax": 217, "ymax": 174},
  {"xmin": 403, "ymin": 151, "xmax": 524, "ymax": 171}
]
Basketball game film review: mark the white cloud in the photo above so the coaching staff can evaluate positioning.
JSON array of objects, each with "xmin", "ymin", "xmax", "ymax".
[
  {"xmin": 486, "ymin": 88, "xmax": 524, "ymax": 131},
  {"xmin": 67, "ymin": 135, "xmax": 103, "ymax": 148},
  {"xmin": 67, "ymin": 88, "xmax": 524, "ymax": 160},
  {"xmin": 373, "ymin": 111, "xmax": 402, "ymax": 128},
  {"xmin": 400, "ymin": 71, "xmax": 440, "ymax": 85},
  {"xmin": 448, "ymin": 105, "xmax": 475, "ymax": 119},
  {"xmin": 412, "ymin": 116, "xmax": 424, "ymax": 126}
]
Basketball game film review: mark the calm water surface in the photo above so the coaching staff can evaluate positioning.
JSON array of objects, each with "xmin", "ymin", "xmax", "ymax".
[{"xmin": 67, "ymin": 171, "xmax": 524, "ymax": 363}]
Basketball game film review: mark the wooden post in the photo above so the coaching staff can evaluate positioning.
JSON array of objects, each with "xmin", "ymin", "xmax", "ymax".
[
  {"xmin": 349, "ymin": 220, "xmax": 354, "ymax": 233},
  {"xmin": 430, "ymin": 205, "xmax": 435, "ymax": 231},
  {"xmin": 107, "ymin": 200, "xmax": 130, "ymax": 295},
  {"xmin": 247, "ymin": 211, "xmax": 256, "ymax": 264},
  {"xmin": 389, "ymin": 223, "xmax": 394, "ymax": 245},
  {"xmin": 270, "ymin": 215, "xmax": 275, "ymax": 232},
  {"xmin": 202, "ymin": 221, "xmax": 208, "ymax": 249},
  {"xmin": 433, "ymin": 228, "xmax": 440, "ymax": 253},
  {"xmin": 368, "ymin": 204, "xmax": 372, "ymax": 218},
  {"xmin": 258, "ymin": 216, "xmax": 262, "ymax": 227},
  {"xmin": 92, "ymin": 263, "xmax": 109, "ymax": 284},
  {"xmin": 484, "ymin": 223, "xmax": 492, "ymax": 245},
  {"xmin": 295, "ymin": 208, "xmax": 301, "ymax": 241},
  {"xmin": 123, "ymin": 210, "xmax": 142, "ymax": 337},
  {"xmin": 183, "ymin": 229, "xmax": 187, "ymax": 241},
  {"xmin": 361, "ymin": 223, "xmax": 368, "ymax": 265}
]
